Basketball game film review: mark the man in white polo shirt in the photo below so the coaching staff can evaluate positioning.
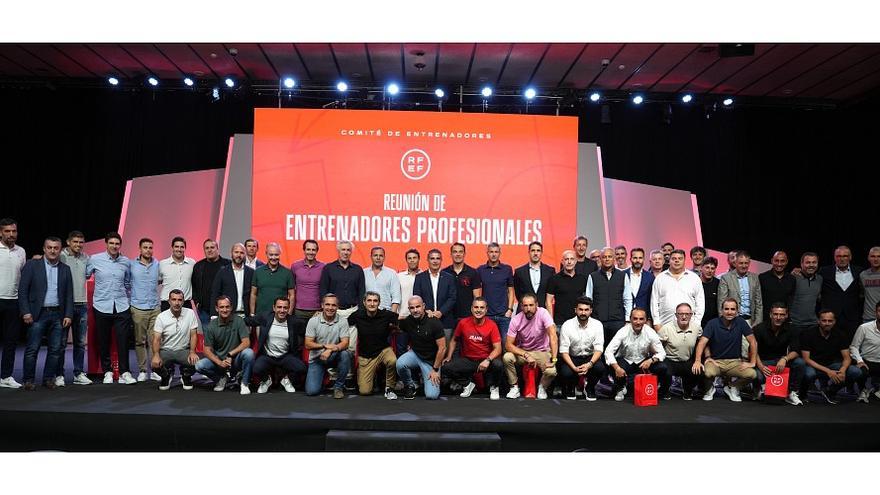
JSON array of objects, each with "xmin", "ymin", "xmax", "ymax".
[
  {"xmin": 151, "ymin": 289, "xmax": 199, "ymax": 390},
  {"xmin": 159, "ymin": 236, "xmax": 196, "ymax": 312},
  {"xmin": 0, "ymin": 218, "xmax": 26, "ymax": 388},
  {"xmin": 558, "ymin": 296, "xmax": 606, "ymax": 401}
]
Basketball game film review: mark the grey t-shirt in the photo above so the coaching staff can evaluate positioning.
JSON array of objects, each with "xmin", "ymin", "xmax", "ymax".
[
  {"xmin": 790, "ymin": 274, "xmax": 823, "ymax": 326},
  {"xmin": 305, "ymin": 314, "xmax": 349, "ymax": 363},
  {"xmin": 861, "ymin": 269, "xmax": 880, "ymax": 321}
]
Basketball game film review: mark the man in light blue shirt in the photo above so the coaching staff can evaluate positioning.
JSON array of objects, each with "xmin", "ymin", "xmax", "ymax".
[
  {"xmin": 363, "ymin": 246, "xmax": 401, "ymax": 313},
  {"xmin": 86, "ymin": 232, "xmax": 136, "ymax": 385},
  {"xmin": 129, "ymin": 238, "xmax": 161, "ymax": 382}
]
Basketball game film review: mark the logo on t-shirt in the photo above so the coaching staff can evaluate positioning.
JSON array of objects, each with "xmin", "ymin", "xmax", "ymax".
[
  {"xmin": 401, "ymin": 149, "xmax": 431, "ymax": 181},
  {"xmin": 467, "ymin": 334, "xmax": 484, "ymax": 343}
]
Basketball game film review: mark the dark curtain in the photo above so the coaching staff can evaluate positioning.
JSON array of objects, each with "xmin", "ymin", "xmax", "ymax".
[{"xmin": 1, "ymin": 86, "xmax": 877, "ymax": 266}]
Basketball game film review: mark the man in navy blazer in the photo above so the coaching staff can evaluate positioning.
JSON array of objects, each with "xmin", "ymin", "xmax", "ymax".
[
  {"xmin": 413, "ymin": 248, "xmax": 457, "ymax": 340},
  {"xmin": 624, "ymin": 248, "xmax": 655, "ymax": 316},
  {"xmin": 210, "ymin": 243, "xmax": 254, "ymax": 317},
  {"xmin": 18, "ymin": 237, "xmax": 74, "ymax": 390},
  {"xmin": 818, "ymin": 245, "xmax": 865, "ymax": 339},
  {"xmin": 245, "ymin": 297, "xmax": 306, "ymax": 393},
  {"xmin": 514, "ymin": 241, "xmax": 556, "ymax": 311}
]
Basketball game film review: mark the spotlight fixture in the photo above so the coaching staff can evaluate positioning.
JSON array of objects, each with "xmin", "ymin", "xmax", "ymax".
[
  {"xmin": 722, "ymin": 97, "xmax": 734, "ymax": 106},
  {"xmin": 224, "ymin": 77, "xmax": 235, "ymax": 88},
  {"xmin": 183, "ymin": 77, "xmax": 194, "ymax": 87},
  {"xmin": 632, "ymin": 95, "xmax": 644, "ymax": 105},
  {"xmin": 282, "ymin": 77, "xmax": 296, "ymax": 89},
  {"xmin": 108, "ymin": 76, "xmax": 119, "ymax": 86},
  {"xmin": 481, "ymin": 86, "xmax": 493, "ymax": 98},
  {"xmin": 211, "ymin": 87, "xmax": 220, "ymax": 101},
  {"xmin": 524, "ymin": 87, "xmax": 537, "ymax": 100},
  {"xmin": 337, "ymin": 81, "xmax": 349, "ymax": 92},
  {"xmin": 589, "ymin": 92, "xmax": 601, "ymax": 102},
  {"xmin": 146, "ymin": 76, "xmax": 158, "ymax": 87},
  {"xmin": 681, "ymin": 94, "xmax": 693, "ymax": 103},
  {"xmin": 434, "ymin": 88, "xmax": 445, "ymax": 98},
  {"xmin": 386, "ymin": 83, "xmax": 400, "ymax": 96}
]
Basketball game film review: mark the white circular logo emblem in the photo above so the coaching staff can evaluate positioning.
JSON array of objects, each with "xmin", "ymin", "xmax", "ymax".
[
  {"xmin": 644, "ymin": 384, "xmax": 655, "ymax": 396},
  {"xmin": 401, "ymin": 149, "xmax": 431, "ymax": 180},
  {"xmin": 770, "ymin": 374, "xmax": 784, "ymax": 387}
]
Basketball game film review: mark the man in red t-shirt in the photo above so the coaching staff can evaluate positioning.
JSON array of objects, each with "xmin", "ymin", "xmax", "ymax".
[{"xmin": 441, "ymin": 297, "xmax": 503, "ymax": 400}]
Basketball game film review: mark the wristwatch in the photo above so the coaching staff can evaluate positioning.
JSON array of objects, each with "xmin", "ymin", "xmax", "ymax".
[{"xmin": 432, "ymin": 366, "xmax": 440, "ymax": 372}]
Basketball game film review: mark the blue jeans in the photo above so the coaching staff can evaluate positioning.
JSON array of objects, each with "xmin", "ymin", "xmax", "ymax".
[
  {"xmin": 23, "ymin": 310, "xmax": 65, "ymax": 383},
  {"xmin": 489, "ymin": 315, "xmax": 510, "ymax": 344},
  {"xmin": 58, "ymin": 303, "xmax": 89, "ymax": 376},
  {"xmin": 396, "ymin": 350, "xmax": 441, "ymax": 399},
  {"xmin": 197, "ymin": 309, "xmax": 212, "ymax": 329},
  {"xmin": 755, "ymin": 357, "xmax": 805, "ymax": 392},
  {"xmin": 305, "ymin": 351, "xmax": 351, "ymax": 395},
  {"xmin": 802, "ymin": 361, "xmax": 862, "ymax": 395},
  {"xmin": 195, "ymin": 348, "xmax": 254, "ymax": 385}
]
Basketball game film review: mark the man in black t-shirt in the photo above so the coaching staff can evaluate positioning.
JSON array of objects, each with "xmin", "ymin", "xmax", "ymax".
[
  {"xmin": 546, "ymin": 250, "xmax": 589, "ymax": 329},
  {"xmin": 752, "ymin": 302, "xmax": 804, "ymax": 405},
  {"xmin": 346, "ymin": 291, "xmax": 399, "ymax": 399},
  {"xmin": 396, "ymin": 295, "xmax": 446, "ymax": 400},
  {"xmin": 800, "ymin": 309, "xmax": 863, "ymax": 404}
]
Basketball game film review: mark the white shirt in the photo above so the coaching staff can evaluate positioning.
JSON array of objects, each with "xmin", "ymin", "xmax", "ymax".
[
  {"xmin": 245, "ymin": 257, "xmax": 259, "ymax": 271},
  {"xmin": 0, "ymin": 243, "xmax": 26, "ymax": 299},
  {"xmin": 651, "ymin": 269, "xmax": 705, "ymax": 326},
  {"xmin": 850, "ymin": 320, "xmax": 880, "ymax": 363},
  {"xmin": 266, "ymin": 318, "xmax": 290, "ymax": 358},
  {"xmin": 153, "ymin": 307, "xmax": 198, "ymax": 351},
  {"xmin": 629, "ymin": 270, "xmax": 642, "ymax": 300},
  {"xmin": 159, "ymin": 256, "xmax": 195, "ymax": 301},
  {"xmin": 397, "ymin": 270, "xmax": 418, "ymax": 318},
  {"xmin": 429, "ymin": 271, "xmax": 440, "ymax": 309},
  {"xmin": 529, "ymin": 264, "xmax": 542, "ymax": 293},
  {"xmin": 559, "ymin": 316, "xmax": 604, "ymax": 357},
  {"xmin": 232, "ymin": 265, "xmax": 245, "ymax": 312},
  {"xmin": 836, "ymin": 266, "xmax": 854, "ymax": 292},
  {"xmin": 605, "ymin": 324, "xmax": 666, "ymax": 366}
]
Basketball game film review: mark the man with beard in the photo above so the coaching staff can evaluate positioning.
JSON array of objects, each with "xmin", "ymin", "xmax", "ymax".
[
  {"xmin": 558, "ymin": 297, "xmax": 606, "ymax": 401},
  {"xmin": 192, "ymin": 239, "xmax": 231, "ymax": 327},
  {"xmin": 759, "ymin": 251, "xmax": 796, "ymax": 324},
  {"xmin": 692, "ymin": 298, "xmax": 757, "ymax": 402},
  {"xmin": 625, "ymin": 247, "xmax": 654, "ymax": 319},
  {"xmin": 441, "ymin": 297, "xmax": 503, "ymax": 400},
  {"xmin": 502, "ymin": 294, "xmax": 558, "ymax": 399},
  {"xmin": 752, "ymin": 303, "xmax": 804, "ymax": 405},
  {"xmin": 211, "ymin": 243, "xmax": 254, "ymax": 318},
  {"xmin": 514, "ymin": 241, "xmax": 554, "ymax": 311},
  {"xmin": 346, "ymin": 291, "xmax": 399, "ymax": 399},
  {"xmin": 790, "ymin": 252, "xmax": 822, "ymax": 338},
  {"xmin": 443, "ymin": 243, "xmax": 482, "ymax": 325},
  {"xmin": 801, "ymin": 309, "xmax": 861, "ymax": 404},
  {"xmin": 152, "ymin": 289, "xmax": 199, "ymax": 391},
  {"xmin": 396, "ymin": 295, "xmax": 446, "ymax": 400},
  {"xmin": 248, "ymin": 297, "xmax": 305, "ymax": 394}
]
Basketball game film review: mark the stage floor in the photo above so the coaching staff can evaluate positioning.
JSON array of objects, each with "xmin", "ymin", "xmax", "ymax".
[{"xmin": 2, "ymin": 347, "xmax": 878, "ymax": 452}]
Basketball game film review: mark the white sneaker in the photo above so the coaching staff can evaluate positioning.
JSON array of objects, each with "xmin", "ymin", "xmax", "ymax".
[
  {"xmin": 120, "ymin": 372, "xmax": 137, "ymax": 385},
  {"xmin": 384, "ymin": 387, "xmax": 398, "ymax": 400},
  {"xmin": 55, "ymin": 376, "xmax": 66, "ymax": 387},
  {"xmin": 103, "ymin": 371, "xmax": 114, "ymax": 384},
  {"xmin": 506, "ymin": 385, "xmax": 521, "ymax": 399},
  {"xmin": 240, "ymin": 383, "xmax": 251, "ymax": 395},
  {"xmin": 873, "ymin": 388, "xmax": 880, "ymax": 401},
  {"xmin": 785, "ymin": 391, "xmax": 804, "ymax": 406},
  {"xmin": 0, "ymin": 376, "xmax": 22, "ymax": 389},
  {"xmin": 754, "ymin": 384, "xmax": 765, "ymax": 401},
  {"xmin": 136, "ymin": 371, "xmax": 148, "ymax": 382},
  {"xmin": 857, "ymin": 389, "xmax": 870, "ymax": 404},
  {"xmin": 614, "ymin": 387, "xmax": 627, "ymax": 402},
  {"xmin": 459, "ymin": 381, "xmax": 477, "ymax": 398},
  {"xmin": 149, "ymin": 372, "xmax": 162, "ymax": 381},
  {"xmin": 257, "ymin": 376, "xmax": 273, "ymax": 394},
  {"xmin": 702, "ymin": 388, "xmax": 715, "ymax": 401},
  {"xmin": 73, "ymin": 373, "xmax": 92, "ymax": 385},
  {"xmin": 280, "ymin": 376, "xmax": 296, "ymax": 393},
  {"xmin": 723, "ymin": 385, "xmax": 742, "ymax": 402},
  {"xmin": 489, "ymin": 386, "xmax": 500, "ymax": 400},
  {"xmin": 213, "ymin": 376, "xmax": 228, "ymax": 392},
  {"xmin": 537, "ymin": 384, "xmax": 548, "ymax": 400}
]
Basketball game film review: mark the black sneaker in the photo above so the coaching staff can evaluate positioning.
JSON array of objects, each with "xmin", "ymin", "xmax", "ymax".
[
  {"xmin": 158, "ymin": 372, "xmax": 171, "ymax": 391},
  {"xmin": 820, "ymin": 389, "xmax": 838, "ymax": 405},
  {"xmin": 181, "ymin": 373, "xmax": 193, "ymax": 391},
  {"xmin": 584, "ymin": 387, "xmax": 597, "ymax": 402},
  {"xmin": 403, "ymin": 385, "xmax": 416, "ymax": 400}
]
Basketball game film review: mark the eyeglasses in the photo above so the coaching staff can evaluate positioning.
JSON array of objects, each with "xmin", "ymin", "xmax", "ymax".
[{"xmin": 675, "ymin": 312, "xmax": 693, "ymax": 317}]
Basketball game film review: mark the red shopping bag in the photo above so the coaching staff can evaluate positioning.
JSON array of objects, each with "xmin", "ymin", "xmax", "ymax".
[
  {"xmin": 522, "ymin": 364, "xmax": 538, "ymax": 398},
  {"xmin": 765, "ymin": 367, "xmax": 789, "ymax": 398},
  {"xmin": 634, "ymin": 373, "xmax": 658, "ymax": 407}
]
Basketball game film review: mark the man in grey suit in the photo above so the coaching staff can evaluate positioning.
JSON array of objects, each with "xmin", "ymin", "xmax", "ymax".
[
  {"xmin": 718, "ymin": 250, "xmax": 763, "ymax": 328},
  {"xmin": 18, "ymin": 237, "xmax": 74, "ymax": 390}
]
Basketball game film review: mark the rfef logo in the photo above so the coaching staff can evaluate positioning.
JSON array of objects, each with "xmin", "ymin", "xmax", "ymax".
[
  {"xmin": 770, "ymin": 374, "xmax": 785, "ymax": 387},
  {"xmin": 644, "ymin": 383, "xmax": 655, "ymax": 396},
  {"xmin": 401, "ymin": 149, "xmax": 431, "ymax": 180}
]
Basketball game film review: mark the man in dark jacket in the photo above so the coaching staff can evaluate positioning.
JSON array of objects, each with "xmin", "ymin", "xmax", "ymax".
[{"xmin": 246, "ymin": 297, "xmax": 305, "ymax": 393}]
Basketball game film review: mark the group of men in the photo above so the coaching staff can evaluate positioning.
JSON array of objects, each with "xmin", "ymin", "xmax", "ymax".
[{"xmin": 1, "ymin": 216, "xmax": 879, "ymax": 405}]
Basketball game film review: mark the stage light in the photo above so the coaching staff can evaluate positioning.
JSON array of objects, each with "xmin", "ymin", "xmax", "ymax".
[
  {"xmin": 337, "ymin": 81, "xmax": 348, "ymax": 92},
  {"xmin": 147, "ymin": 76, "xmax": 158, "ymax": 87},
  {"xmin": 183, "ymin": 77, "xmax": 194, "ymax": 87},
  {"xmin": 108, "ymin": 77, "xmax": 119, "ymax": 86},
  {"xmin": 722, "ymin": 97, "xmax": 734, "ymax": 106},
  {"xmin": 212, "ymin": 87, "xmax": 220, "ymax": 101},
  {"xmin": 524, "ymin": 87, "xmax": 537, "ymax": 100},
  {"xmin": 632, "ymin": 95, "xmax": 644, "ymax": 105},
  {"xmin": 681, "ymin": 94, "xmax": 693, "ymax": 103},
  {"xmin": 481, "ymin": 86, "xmax": 493, "ymax": 98},
  {"xmin": 434, "ymin": 88, "xmax": 445, "ymax": 98},
  {"xmin": 224, "ymin": 77, "xmax": 235, "ymax": 88},
  {"xmin": 386, "ymin": 83, "xmax": 400, "ymax": 96},
  {"xmin": 589, "ymin": 92, "xmax": 601, "ymax": 102},
  {"xmin": 282, "ymin": 77, "xmax": 296, "ymax": 89}
]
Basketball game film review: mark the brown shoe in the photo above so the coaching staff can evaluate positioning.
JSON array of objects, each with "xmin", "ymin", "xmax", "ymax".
[
  {"xmin": 43, "ymin": 380, "xmax": 57, "ymax": 390},
  {"xmin": 22, "ymin": 382, "xmax": 36, "ymax": 391},
  {"xmin": 333, "ymin": 388, "xmax": 344, "ymax": 399}
]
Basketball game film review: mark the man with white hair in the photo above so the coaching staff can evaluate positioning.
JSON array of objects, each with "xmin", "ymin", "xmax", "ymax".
[{"xmin": 320, "ymin": 240, "xmax": 366, "ymax": 363}]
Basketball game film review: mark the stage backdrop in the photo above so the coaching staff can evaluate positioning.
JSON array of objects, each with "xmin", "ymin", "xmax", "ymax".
[{"xmin": 252, "ymin": 109, "xmax": 579, "ymax": 269}]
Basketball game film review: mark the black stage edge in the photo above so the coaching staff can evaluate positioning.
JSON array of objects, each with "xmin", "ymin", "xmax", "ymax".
[{"xmin": 3, "ymin": 381, "xmax": 879, "ymax": 452}]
